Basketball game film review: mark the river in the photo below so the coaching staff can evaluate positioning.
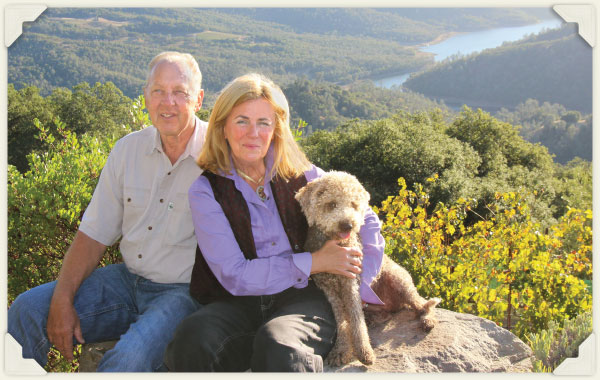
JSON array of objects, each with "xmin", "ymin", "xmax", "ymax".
[{"xmin": 373, "ymin": 18, "xmax": 564, "ymax": 88}]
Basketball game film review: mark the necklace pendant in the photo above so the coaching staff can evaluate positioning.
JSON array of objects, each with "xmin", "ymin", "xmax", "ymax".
[{"xmin": 256, "ymin": 185, "xmax": 267, "ymax": 201}]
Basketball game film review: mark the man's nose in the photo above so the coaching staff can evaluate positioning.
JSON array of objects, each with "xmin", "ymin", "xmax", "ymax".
[{"xmin": 161, "ymin": 92, "xmax": 177, "ymax": 104}]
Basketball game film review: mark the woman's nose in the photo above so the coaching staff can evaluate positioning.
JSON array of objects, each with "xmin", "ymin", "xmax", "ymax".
[{"xmin": 247, "ymin": 122, "xmax": 259, "ymax": 136}]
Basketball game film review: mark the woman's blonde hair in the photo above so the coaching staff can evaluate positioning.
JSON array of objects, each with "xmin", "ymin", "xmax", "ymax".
[{"xmin": 198, "ymin": 73, "xmax": 311, "ymax": 180}]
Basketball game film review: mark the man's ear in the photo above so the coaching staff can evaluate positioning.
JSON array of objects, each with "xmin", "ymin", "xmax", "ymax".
[{"xmin": 195, "ymin": 89, "xmax": 204, "ymax": 111}]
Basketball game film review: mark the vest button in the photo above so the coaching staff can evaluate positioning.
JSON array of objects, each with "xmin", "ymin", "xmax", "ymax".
[{"xmin": 294, "ymin": 244, "xmax": 300, "ymax": 250}]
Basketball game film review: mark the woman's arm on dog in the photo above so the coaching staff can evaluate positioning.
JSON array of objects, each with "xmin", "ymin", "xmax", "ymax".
[{"xmin": 359, "ymin": 207, "xmax": 385, "ymax": 305}]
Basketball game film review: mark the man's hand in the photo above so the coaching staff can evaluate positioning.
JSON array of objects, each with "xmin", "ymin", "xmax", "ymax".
[
  {"xmin": 47, "ymin": 297, "xmax": 85, "ymax": 361},
  {"xmin": 45, "ymin": 230, "xmax": 105, "ymax": 361}
]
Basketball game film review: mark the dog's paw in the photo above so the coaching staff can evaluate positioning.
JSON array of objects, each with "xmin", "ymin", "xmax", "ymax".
[
  {"xmin": 420, "ymin": 316, "xmax": 437, "ymax": 332},
  {"xmin": 325, "ymin": 347, "xmax": 354, "ymax": 367},
  {"xmin": 356, "ymin": 345, "xmax": 376, "ymax": 366}
]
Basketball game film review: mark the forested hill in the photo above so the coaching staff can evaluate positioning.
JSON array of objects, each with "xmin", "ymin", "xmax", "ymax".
[
  {"xmin": 9, "ymin": 7, "xmax": 551, "ymax": 99},
  {"xmin": 403, "ymin": 25, "xmax": 592, "ymax": 113}
]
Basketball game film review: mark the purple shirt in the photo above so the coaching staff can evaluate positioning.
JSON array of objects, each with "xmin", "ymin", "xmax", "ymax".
[{"xmin": 188, "ymin": 153, "xmax": 385, "ymax": 304}]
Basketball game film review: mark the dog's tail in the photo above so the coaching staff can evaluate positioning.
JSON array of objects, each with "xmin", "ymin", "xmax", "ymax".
[{"xmin": 419, "ymin": 297, "xmax": 441, "ymax": 332}]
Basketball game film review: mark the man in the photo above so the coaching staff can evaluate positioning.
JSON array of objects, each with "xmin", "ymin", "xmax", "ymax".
[{"xmin": 8, "ymin": 51, "xmax": 207, "ymax": 372}]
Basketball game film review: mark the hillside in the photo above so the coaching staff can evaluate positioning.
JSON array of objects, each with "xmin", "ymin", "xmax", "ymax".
[
  {"xmin": 9, "ymin": 7, "xmax": 550, "ymax": 99},
  {"xmin": 403, "ymin": 25, "xmax": 592, "ymax": 113},
  {"xmin": 283, "ymin": 80, "xmax": 450, "ymax": 132}
]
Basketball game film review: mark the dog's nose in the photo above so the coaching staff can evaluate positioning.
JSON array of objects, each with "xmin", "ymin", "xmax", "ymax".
[{"xmin": 339, "ymin": 221, "xmax": 353, "ymax": 232}]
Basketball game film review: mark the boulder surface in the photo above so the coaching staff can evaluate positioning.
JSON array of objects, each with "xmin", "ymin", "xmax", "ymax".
[
  {"xmin": 79, "ymin": 308, "xmax": 533, "ymax": 372},
  {"xmin": 325, "ymin": 308, "xmax": 533, "ymax": 372}
]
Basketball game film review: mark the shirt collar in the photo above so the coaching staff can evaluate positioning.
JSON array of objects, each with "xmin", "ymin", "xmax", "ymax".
[
  {"xmin": 146, "ymin": 116, "xmax": 204, "ymax": 160},
  {"xmin": 223, "ymin": 143, "xmax": 275, "ymax": 182}
]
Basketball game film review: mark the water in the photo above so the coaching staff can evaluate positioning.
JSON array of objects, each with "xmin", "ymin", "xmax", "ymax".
[{"xmin": 374, "ymin": 18, "xmax": 564, "ymax": 88}]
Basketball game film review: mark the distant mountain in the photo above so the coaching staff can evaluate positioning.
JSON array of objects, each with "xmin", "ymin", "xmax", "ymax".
[{"xmin": 403, "ymin": 25, "xmax": 592, "ymax": 113}]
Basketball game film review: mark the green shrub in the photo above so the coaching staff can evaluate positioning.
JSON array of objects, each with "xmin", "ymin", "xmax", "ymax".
[
  {"xmin": 8, "ymin": 96, "xmax": 150, "ymax": 304},
  {"xmin": 528, "ymin": 311, "xmax": 593, "ymax": 372}
]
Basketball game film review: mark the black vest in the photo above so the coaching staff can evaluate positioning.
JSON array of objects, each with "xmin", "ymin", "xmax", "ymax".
[{"xmin": 189, "ymin": 171, "xmax": 308, "ymax": 304}]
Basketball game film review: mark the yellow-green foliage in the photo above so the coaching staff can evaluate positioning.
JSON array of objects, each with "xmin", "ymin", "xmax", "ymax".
[{"xmin": 377, "ymin": 176, "xmax": 592, "ymax": 342}]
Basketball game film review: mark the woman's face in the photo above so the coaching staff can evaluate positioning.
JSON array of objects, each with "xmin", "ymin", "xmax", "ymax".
[{"xmin": 224, "ymin": 97, "xmax": 276, "ymax": 169}]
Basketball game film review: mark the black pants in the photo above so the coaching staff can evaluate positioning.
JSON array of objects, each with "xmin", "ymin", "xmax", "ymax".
[{"xmin": 164, "ymin": 281, "xmax": 336, "ymax": 372}]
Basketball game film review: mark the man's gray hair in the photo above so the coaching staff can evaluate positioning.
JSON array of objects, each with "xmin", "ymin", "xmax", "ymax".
[{"xmin": 145, "ymin": 51, "xmax": 202, "ymax": 95}]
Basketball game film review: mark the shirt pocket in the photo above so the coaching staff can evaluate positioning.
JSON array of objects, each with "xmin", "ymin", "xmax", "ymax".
[
  {"xmin": 123, "ymin": 187, "xmax": 150, "ymax": 232},
  {"xmin": 165, "ymin": 192, "xmax": 196, "ymax": 248}
]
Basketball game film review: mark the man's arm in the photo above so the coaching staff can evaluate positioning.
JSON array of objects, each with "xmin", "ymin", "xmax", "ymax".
[{"xmin": 46, "ymin": 230, "xmax": 106, "ymax": 361}]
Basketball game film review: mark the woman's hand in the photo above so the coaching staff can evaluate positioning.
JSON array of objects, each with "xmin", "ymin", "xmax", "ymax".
[{"xmin": 310, "ymin": 240, "xmax": 363, "ymax": 278}]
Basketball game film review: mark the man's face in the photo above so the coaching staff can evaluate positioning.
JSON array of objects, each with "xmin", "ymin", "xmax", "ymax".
[{"xmin": 144, "ymin": 61, "xmax": 203, "ymax": 139}]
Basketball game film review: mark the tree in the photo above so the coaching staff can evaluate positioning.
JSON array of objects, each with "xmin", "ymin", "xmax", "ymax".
[
  {"xmin": 7, "ymin": 84, "xmax": 55, "ymax": 172},
  {"xmin": 301, "ymin": 110, "xmax": 480, "ymax": 207},
  {"xmin": 8, "ymin": 82, "xmax": 134, "ymax": 173}
]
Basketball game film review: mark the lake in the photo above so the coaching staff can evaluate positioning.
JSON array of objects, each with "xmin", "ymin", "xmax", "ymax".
[{"xmin": 373, "ymin": 18, "xmax": 564, "ymax": 88}]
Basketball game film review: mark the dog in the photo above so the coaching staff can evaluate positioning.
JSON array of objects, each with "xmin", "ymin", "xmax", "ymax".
[{"xmin": 295, "ymin": 171, "xmax": 441, "ymax": 367}]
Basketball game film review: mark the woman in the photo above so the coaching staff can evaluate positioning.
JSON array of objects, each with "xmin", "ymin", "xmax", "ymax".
[{"xmin": 164, "ymin": 73, "xmax": 384, "ymax": 372}]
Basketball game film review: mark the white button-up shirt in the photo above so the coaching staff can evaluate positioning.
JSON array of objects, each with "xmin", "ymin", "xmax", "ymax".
[{"xmin": 79, "ymin": 117, "xmax": 207, "ymax": 284}]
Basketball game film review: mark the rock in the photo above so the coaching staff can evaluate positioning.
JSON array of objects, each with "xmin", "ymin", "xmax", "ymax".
[
  {"xmin": 324, "ymin": 308, "xmax": 533, "ymax": 372},
  {"xmin": 78, "ymin": 309, "xmax": 533, "ymax": 373},
  {"xmin": 78, "ymin": 340, "xmax": 118, "ymax": 372}
]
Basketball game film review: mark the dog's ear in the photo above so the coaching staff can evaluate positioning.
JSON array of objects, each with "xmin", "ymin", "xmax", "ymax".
[
  {"xmin": 362, "ymin": 187, "xmax": 371, "ymax": 205},
  {"xmin": 295, "ymin": 181, "xmax": 315, "ymax": 211}
]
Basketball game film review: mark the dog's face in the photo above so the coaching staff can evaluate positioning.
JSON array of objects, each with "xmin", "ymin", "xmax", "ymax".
[{"xmin": 295, "ymin": 171, "xmax": 370, "ymax": 240}]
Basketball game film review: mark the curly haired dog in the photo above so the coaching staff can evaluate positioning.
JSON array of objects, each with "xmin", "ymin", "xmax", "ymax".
[{"xmin": 295, "ymin": 171, "xmax": 441, "ymax": 367}]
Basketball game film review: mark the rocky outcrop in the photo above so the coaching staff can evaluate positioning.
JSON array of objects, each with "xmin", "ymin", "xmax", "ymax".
[
  {"xmin": 325, "ymin": 308, "xmax": 533, "ymax": 372},
  {"xmin": 78, "ymin": 340, "xmax": 118, "ymax": 372},
  {"xmin": 79, "ymin": 308, "xmax": 533, "ymax": 372}
]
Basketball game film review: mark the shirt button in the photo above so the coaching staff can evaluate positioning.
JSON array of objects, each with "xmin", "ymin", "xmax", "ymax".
[
  {"xmin": 138, "ymin": 254, "xmax": 142, "ymax": 259},
  {"xmin": 127, "ymin": 198, "xmax": 131, "ymax": 202},
  {"xmin": 167, "ymin": 172, "xmax": 171, "ymax": 175},
  {"xmin": 271, "ymin": 242, "xmax": 276, "ymax": 246},
  {"xmin": 148, "ymin": 226, "xmax": 152, "ymax": 230},
  {"xmin": 160, "ymin": 199, "xmax": 164, "ymax": 203},
  {"xmin": 294, "ymin": 244, "xmax": 300, "ymax": 250},
  {"xmin": 297, "ymin": 278, "xmax": 302, "ymax": 283}
]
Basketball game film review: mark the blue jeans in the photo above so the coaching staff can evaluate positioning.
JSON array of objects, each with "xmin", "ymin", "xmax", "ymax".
[{"xmin": 7, "ymin": 264, "xmax": 200, "ymax": 372}]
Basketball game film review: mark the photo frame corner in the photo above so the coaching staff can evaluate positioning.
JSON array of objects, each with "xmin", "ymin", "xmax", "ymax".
[
  {"xmin": 3, "ymin": 333, "xmax": 47, "ymax": 376},
  {"xmin": 4, "ymin": 4, "xmax": 48, "ymax": 47},
  {"xmin": 553, "ymin": 3, "xmax": 597, "ymax": 47}
]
